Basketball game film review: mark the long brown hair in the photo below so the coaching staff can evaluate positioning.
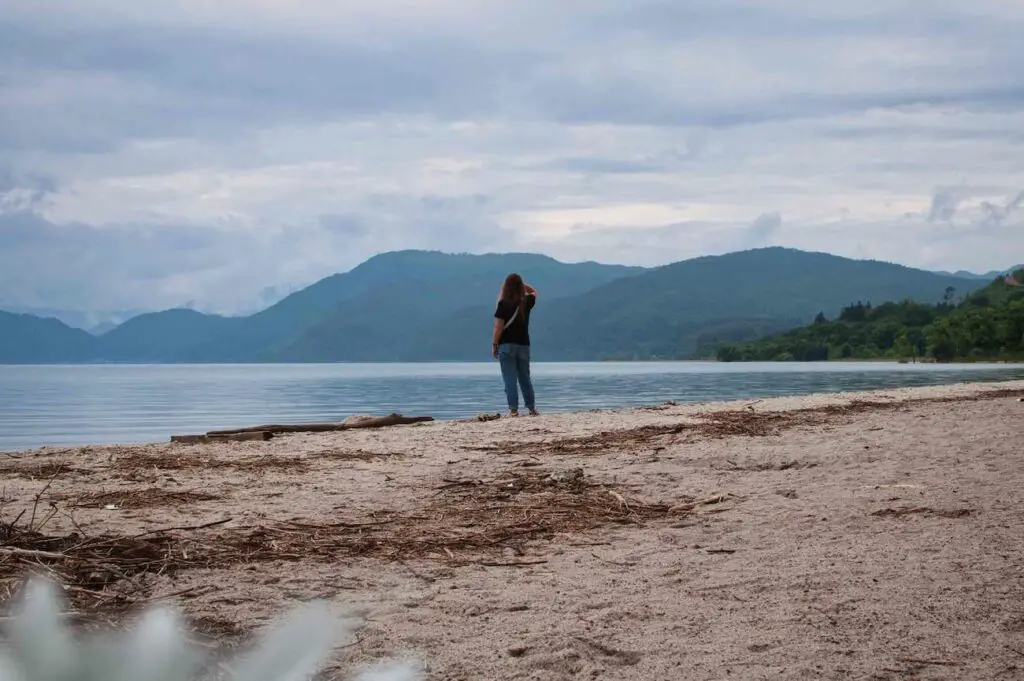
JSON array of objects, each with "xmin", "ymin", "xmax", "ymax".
[{"xmin": 498, "ymin": 272, "xmax": 528, "ymax": 324}]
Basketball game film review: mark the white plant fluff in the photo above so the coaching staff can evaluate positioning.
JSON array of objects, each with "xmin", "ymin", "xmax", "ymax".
[{"xmin": 0, "ymin": 577, "xmax": 422, "ymax": 681}]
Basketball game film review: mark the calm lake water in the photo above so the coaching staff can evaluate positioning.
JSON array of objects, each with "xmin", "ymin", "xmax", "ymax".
[{"xmin": 1, "ymin": 362, "xmax": 1023, "ymax": 451}]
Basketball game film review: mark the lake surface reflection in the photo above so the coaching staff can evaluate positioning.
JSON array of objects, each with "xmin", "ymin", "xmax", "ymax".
[{"xmin": 1, "ymin": 361, "xmax": 1023, "ymax": 450}]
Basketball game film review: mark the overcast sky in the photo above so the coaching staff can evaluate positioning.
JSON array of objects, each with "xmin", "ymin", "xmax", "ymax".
[{"xmin": 2, "ymin": 0, "xmax": 1023, "ymax": 314}]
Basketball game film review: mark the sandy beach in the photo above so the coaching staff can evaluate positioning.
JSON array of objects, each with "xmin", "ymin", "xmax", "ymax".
[{"xmin": 2, "ymin": 380, "xmax": 1024, "ymax": 680}]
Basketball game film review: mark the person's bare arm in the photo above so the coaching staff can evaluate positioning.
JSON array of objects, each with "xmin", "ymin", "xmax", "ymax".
[{"xmin": 492, "ymin": 318, "xmax": 503, "ymax": 357}]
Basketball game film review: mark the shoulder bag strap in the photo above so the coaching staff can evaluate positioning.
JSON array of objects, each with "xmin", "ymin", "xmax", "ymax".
[{"xmin": 502, "ymin": 306, "xmax": 519, "ymax": 330}]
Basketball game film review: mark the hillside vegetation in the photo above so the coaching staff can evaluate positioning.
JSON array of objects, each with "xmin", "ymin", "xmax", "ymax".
[
  {"xmin": 530, "ymin": 248, "xmax": 982, "ymax": 360},
  {"xmin": 715, "ymin": 272, "xmax": 1024, "ymax": 362}
]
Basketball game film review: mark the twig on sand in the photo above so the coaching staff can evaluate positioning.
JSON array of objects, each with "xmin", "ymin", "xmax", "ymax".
[
  {"xmin": 508, "ymin": 457, "xmax": 542, "ymax": 466},
  {"xmin": 571, "ymin": 635, "xmax": 642, "ymax": 665},
  {"xmin": 669, "ymin": 493, "xmax": 734, "ymax": 513},
  {"xmin": 896, "ymin": 657, "xmax": 960, "ymax": 667},
  {"xmin": 0, "ymin": 610, "xmax": 82, "ymax": 622},
  {"xmin": 128, "ymin": 517, "xmax": 233, "ymax": 539},
  {"xmin": 479, "ymin": 560, "xmax": 548, "ymax": 567},
  {"xmin": 0, "ymin": 546, "xmax": 71, "ymax": 560},
  {"xmin": 435, "ymin": 479, "xmax": 481, "ymax": 491},
  {"xmin": 590, "ymin": 552, "xmax": 636, "ymax": 567},
  {"xmin": 149, "ymin": 585, "xmax": 216, "ymax": 602},
  {"xmin": 607, "ymin": 489, "xmax": 631, "ymax": 512},
  {"xmin": 29, "ymin": 466, "xmax": 63, "ymax": 531},
  {"xmin": 395, "ymin": 559, "xmax": 435, "ymax": 584},
  {"xmin": 7, "ymin": 509, "xmax": 26, "ymax": 532}
]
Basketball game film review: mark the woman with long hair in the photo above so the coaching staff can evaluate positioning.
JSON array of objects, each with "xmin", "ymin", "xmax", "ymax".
[{"xmin": 492, "ymin": 273, "xmax": 539, "ymax": 416}]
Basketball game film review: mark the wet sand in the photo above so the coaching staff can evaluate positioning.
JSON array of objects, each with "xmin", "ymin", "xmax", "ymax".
[{"xmin": 2, "ymin": 380, "xmax": 1023, "ymax": 680}]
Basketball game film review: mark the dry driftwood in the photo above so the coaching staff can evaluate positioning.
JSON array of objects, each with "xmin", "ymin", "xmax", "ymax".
[
  {"xmin": 205, "ymin": 413, "xmax": 433, "ymax": 436},
  {"xmin": 0, "ymin": 462, "xmax": 715, "ymax": 633},
  {"xmin": 0, "ymin": 546, "xmax": 69, "ymax": 561},
  {"xmin": 170, "ymin": 431, "xmax": 274, "ymax": 443}
]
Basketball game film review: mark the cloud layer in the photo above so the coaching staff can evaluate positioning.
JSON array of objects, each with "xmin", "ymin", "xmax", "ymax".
[{"xmin": 2, "ymin": 0, "xmax": 1023, "ymax": 313}]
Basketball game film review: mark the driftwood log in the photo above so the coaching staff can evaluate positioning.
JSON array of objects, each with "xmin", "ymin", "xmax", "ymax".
[
  {"xmin": 205, "ymin": 413, "xmax": 433, "ymax": 437},
  {"xmin": 170, "ymin": 431, "xmax": 274, "ymax": 443}
]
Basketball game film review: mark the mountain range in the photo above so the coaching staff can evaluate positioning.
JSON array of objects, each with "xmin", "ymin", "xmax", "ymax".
[
  {"xmin": 0, "ymin": 247, "xmax": 1005, "ymax": 363},
  {"xmin": 933, "ymin": 266, "xmax": 1024, "ymax": 280}
]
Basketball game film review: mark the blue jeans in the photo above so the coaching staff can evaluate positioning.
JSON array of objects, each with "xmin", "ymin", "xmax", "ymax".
[{"xmin": 497, "ymin": 343, "xmax": 535, "ymax": 412}]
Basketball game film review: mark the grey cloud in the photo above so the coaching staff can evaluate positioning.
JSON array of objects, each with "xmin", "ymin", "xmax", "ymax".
[
  {"xmin": 317, "ymin": 215, "xmax": 370, "ymax": 239},
  {"xmin": 358, "ymin": 193, "xmax": 510, "ymax": 254},
  {"xmin": 543, "ymin": 220, "xmax": 740, "ymax": 267},
  {"xmin": 0, "ymin": 210, "xmax": 230, "ymax": 292},
  {"xmin": 541, "ymin": 208, "xmax": 1024, "ymax": 275},
  {"xmin": 2, "ymin": 1, "xmax": 1023, "ymax": 157},
  {"xmin": 580, "ymin": 1, "xmax": 1004, "ymax": 42},
  {"xmin": 747, "ymin": 212, "xmax": 782, "ymax": 246},
  {"xmin": 0, "ymin": 169, "xmax": 57, "ymax": 196},
  {"xmin": 0, "ymin": 193, "xmax": 516, "ymax": 312},
  {"xmin": 416, "ymin": 194, "xmax": 491, "ymax": 211},
  {"xmin": 0, "ymin": 19, "xmax": 530, "ymax": 154},
  {"xmin": 0, "ymin": 209, "xmax": 303, "ymax": 312},
  {"xmin": 979, "ymin": 190, "xmax": 1024, "ymax": 230},
  {"xmin": 28, "ymin": 174, "xmax": 57, "ymax": 195},
  {"xmin": 0, "ymin": 169, "xmax": 18, "ymax": 193},
  {"xmin": 538, "ymin": 157, "xmax": 666, "ymax": 174},
  {"xmin": 534, "ymin": 139, "xmax": 707, "ymax": 175},
  {"xmin": 672, "ymin": 136, "xmax": 708, "ymax": 161},
  {"xmin": 0, "ymin": 169, "xmax": 59, "ymax": 212},
  {"xmin": 822, "ymin": 124, "xmax": 1024, "ymax": 143},
  {"xmin": 928, "ymin": 187, "xmax": 965, "ymax": 223},
  {"xmin": 919, "ymin": 183, "xmax": 1019, "ymax": 223}
]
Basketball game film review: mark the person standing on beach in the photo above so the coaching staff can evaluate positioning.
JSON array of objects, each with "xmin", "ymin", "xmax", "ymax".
[{"xmin": 492, "ymin": 273, "xmax": 540, "ymax": 417}]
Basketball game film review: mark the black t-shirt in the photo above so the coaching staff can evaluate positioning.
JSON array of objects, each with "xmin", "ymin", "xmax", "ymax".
[{"xmin": 495, "ymin": 294, "xmax": 536, "ymax": 345}]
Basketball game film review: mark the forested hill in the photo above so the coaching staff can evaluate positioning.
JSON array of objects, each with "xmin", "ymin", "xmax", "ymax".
[
  {"xmin": 525, "ymin": 248, "xmax": 985, "ymax": 360},
  {"xmin": 715, "ymin": 271, "xmax": 1024, "ymax": 362},
  {"xmin": 266, "ymin": 248, "xmax": 985, "ymax": 361},
  {"xmin": 0, "ymin": 311, "xmax": 97, "ymax": 363},
  {"xmin": 0, "ymin": 247, "xmax": 994, "ymax": 363}
]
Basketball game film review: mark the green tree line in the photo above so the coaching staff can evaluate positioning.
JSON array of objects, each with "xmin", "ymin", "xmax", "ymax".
[{"xmin": 716, "ymin": 272, "xmax": 1024, "ymax": 362}]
